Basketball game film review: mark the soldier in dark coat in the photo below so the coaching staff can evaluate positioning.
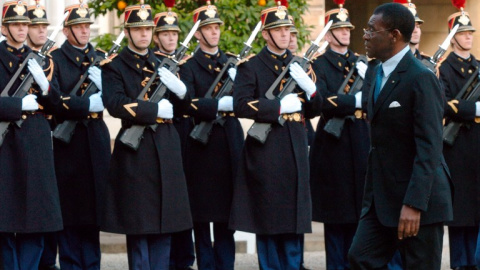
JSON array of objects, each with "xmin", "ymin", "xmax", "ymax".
[
  {"xmin": 0, "ymin": 1, "xmax": 63, "ymax": 269},
  {"xmin": 26, "ymin": 3, "xmax": 61, "ymax": 269},
  {"xmin": 439, "ymin": 10, "xmax": 479, "ymax": 270},
  {"xmin": 179, "ymin": 3, "xmax": 244, "ymax": 269},
  {"xmin": 309, "ymin": 5, "xmax": 370, "ymax": 270},
  {"xmin": 402, "ymin": 1, "xmax": 430, "ymax": 62},
  {"xmin": 152, "ymin": 10, "xmax": 195, "ymax": 270},
  {"xmin": 230, "ymin": 4, "xmax": 322, "ymax": 269},
  {"xmin": 50, "ymin": 2, "xmax": 111, "ymax": 269},
  {"xmin": 101, "ymin": 3, "xmax": 192, "ymax": 269}
]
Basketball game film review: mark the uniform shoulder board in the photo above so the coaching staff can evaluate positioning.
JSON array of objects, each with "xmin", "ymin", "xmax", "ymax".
[
  {"xmin": 420, "ymin": 51, "xmax": 431, "ymax": 58},
  {"xmin": 354, "ymin": 52, "xmax": 360, "ymax": 57},
  {"xmin": 49, "ymin": 46, "xmax": 58, "ymax": 53},
  {"xmin": 311, "ymin": 51, "xmax": 324, "ymax": 61},
  {"xmin": 179, "ymin": 54, "xmax": 193, "ymax": 65},
  {"xmin": 96, "ymin": 48, "xmax": 107, "ymax": 54},
  {"xmin": 154, "ymin": 51, "xmax": 171, "ymax": 58},
  {"xmin": 100, "ymin": 54, "xmax": 118, "ymax": 66},
  {"xmin": 226, "ymin": 52, "xmax": 237, "ymax": 58},
  {"xmin": 236, "ymin": 54, "xmax": 255, "ymax": 66}
]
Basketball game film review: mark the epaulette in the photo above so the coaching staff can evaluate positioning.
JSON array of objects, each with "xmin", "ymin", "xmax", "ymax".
[
  {"xmin": 354, "ymin": 52, "xmax": 360, "ymax": 57},
  {"xmin": 96, "ymin": 48, "xmax": 107, "ymax": 54},
  {"xmin": 435, "ymin": 57, "xmax": 446, "ymax": 77},
  {"xmin": 100, "ymin": 53, "xmax": 118, "ymax": 66},
  {"xmin": 179, "ymin": 54, "xmax": 193, "ymax": 65},
  {"xmin": 311, "ymin": 51, "xmax": 324, "ymax": 61},
  {"xmin": 226, "ymin": 52, "xmax": 237, "ymax": 58},
  {"xmin": 154, "ymin": 51, "xmax": 174, "ymax": 59},
  {"xmin": 236, "ymin": 53, "xmax": 255, "ymax": 66},
  {"xmin": 49, "ymin": 46, "xmax": 58, "ymax": 53},
  {"xmin": 420, "ymin": 51, "xmax": 431, "ymax": 58}
]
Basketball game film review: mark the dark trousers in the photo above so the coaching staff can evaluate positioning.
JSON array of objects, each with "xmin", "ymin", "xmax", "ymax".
[
  {"xmin": 57, "ymin": 226, "xmax": 101, "ymax": 270},
  {"xmin": 39, "ymin": 232, "xmax": 58, "ymax": 269},
  {"xmin": 348, "ymin": 206, "xmax": 444, "ymax": 270},
  {"xmin": 169, "ymin": 229, "xmax": 195, "ymax": 269},
  {"xmin": 193, "ymin": 222, "xmax": 235, "ymax": 270},
  {"xmin": 0, "ymin": 233, "xmax": 44, "ymax": 270},
  {"xmin": 448, "ymin": 226, "xmax": 479, "ymax": 268},
  {"xmin": 256, "ymin": 233, "xmax": 302, "ymax": 270},
  {"xmin": 126, "ymin": 234, "xmax": 171, "ymax": 270},
  {"xmin": 476, "ymin": 225, "xmax": 480, "ymax": 267},
  {"xmin": 387, "ymin": 250, "xmax": 403, "ymax": 270},
  {"xmin": 324, "ymin": 223, "xmax": 357, "ymax": 270}
]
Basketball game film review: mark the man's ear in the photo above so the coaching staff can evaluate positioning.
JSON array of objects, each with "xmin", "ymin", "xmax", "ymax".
[
  {"xmin": 194, "ymin": 31, "xmax": 201, "ymax": 41},
  {"xmin": 261, "ymin": 30, "xmax": 269, "ymax": 41}
]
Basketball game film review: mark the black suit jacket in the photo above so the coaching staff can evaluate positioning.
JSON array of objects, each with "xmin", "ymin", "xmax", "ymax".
[{"xmin": 362, "ymin": 50, "xmax": 453, "ymax": 227}]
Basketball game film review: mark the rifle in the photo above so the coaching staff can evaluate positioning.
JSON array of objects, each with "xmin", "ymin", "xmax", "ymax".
[
  {"xmin": 119, "ymin": 20, "xmax": 201, "ymax": 151},
  {"xmin": 52, "ymin": 31, "xmax": 125, "ymax": 144},
  {"xmin": 247, "ymin": 20, "xmax": 333, "ymax": 144},
  {"xmin": 189, "ymin": 21, "xmax": 262, "ymax": 144},
  {"xmin": 0, "ymin": 12, "xmax": 69, "ymax": 147},
  {"xmin": 443, "ymin": 68, "xmax": 480, "ymax": 146},
  {"xmin": 422, "ymin": 24, "xmax": 459, "ymax": 74},
  {"xmin": 323, "ymin": 55, "xmax": 368, "ymax": 139}
]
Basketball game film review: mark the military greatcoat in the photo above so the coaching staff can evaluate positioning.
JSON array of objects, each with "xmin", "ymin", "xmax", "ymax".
[
  {"xmin": 229, "ymin": 47, "xmax": 322, "ymax": 234},
  {"xmin": 101, "ymin": 48, "xmax": 192, "ymax": 234}
]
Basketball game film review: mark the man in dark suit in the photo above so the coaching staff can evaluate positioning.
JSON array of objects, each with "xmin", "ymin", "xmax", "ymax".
[{"xmin": 347, "ymin": 3, "xmax": 453, "ymax": 270}]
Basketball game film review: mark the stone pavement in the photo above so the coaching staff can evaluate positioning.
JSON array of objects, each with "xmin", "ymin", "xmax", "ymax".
[{"xmin": 96, "ymin": 223, "xmax": 453, "ymax": 269}]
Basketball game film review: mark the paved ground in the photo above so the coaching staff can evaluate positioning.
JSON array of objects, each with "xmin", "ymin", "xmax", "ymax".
[{"xmin": 92, "ymin": 223, "xmax": 453, "ymax": 269}]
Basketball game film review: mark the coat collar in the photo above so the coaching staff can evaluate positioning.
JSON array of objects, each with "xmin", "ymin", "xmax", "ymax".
[
  {"xmin": 60, "ymin": 41, "xmax": 97, "ymax": 68},
  {"xmin": 119, "ymin": 47, "xmax": 158, "ymax": 75},
  {"xmin": 193, "ymin": 49, "xmax": 227, "ymax": 74},
  {"xmin": 257, "ymin": 46, "xmax": 292, "ymax": 76},
  {"xmin": 368, "ymin": 51, "xmax": 413, "ymax": 120},
  {"xmin": 324, "ymin": 48, "xmax": 356, "ymax": 72},
  {"xmin": 445, "ymin": 52, "xmax": 479, "ymax": 79},
  {"xmin": 0, "ymin": 41, "xmax": 32, "ymax": 74}
]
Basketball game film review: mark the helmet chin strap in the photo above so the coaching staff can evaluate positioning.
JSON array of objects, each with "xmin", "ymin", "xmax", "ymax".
[
  {"xmin": 6, "ymin": 25, "xmax": 20, "ymax": 44},
  {"xmin": 330, "ymin": 30, "xmax": 348, "ymax": 47},
  {"xmin": 267, "ymin": 30, "xmax": 285, "ymax": 52},
  {"xmin": 69, "ymin": 26, "xmax": 84, "ymax": 48},
  {"xmin": 27, "ymin": 34, "xmax": 42, "ymax": 49},
  {"xmin": 199, "ymin": 28, "xmax": 215, "ymax": 49},
  {"xmin": 453, "ymin": 36, "xmax": 469, "ymax": 52},
  {"xmin": 127, "ymin": 28, "xmax": 144, "ymax": 52}
]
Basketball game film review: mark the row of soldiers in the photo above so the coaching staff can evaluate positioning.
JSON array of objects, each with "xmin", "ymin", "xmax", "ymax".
[{"xmin": 0, "ymin": 0, "xmax": 478, "ymax": 269}]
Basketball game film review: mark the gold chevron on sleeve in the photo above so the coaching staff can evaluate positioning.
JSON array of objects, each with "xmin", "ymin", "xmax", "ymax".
[
  {"xmin": 327, "ymin": 96, "xmax": 338, "ymax": 107},
  {"xmin": 190, "ymin": 99, "xmax": 199, "ymax": 110},
  {"xmin": 248, "ymin": 100, "xmax": 259, "ymax": 111},
  {"xmin": 447, "ymin": 100, "xmax": 459, "ymax": 114},
  {"xmin": 124, "ymin": 103, "xmax": 138, "ymax": 117}
]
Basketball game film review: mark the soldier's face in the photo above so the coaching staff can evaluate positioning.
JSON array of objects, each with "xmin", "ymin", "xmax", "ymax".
[
  {"xmin": 64, "ymin": 23, "xmax": 91, "ymax": 47},
  {"xmin": 452, "ymin": 31, "xmax": 474, "ymax": 51},
  {"xmin": 263, "ymin": 26, "xmax": 291, "ymax": 51},
  {"xmin": 126, "ymin": 26, "xmax": 153, "ymax": 51},
  {"xmin": 289, "ymin": 33, "xmax": 298, "ymax": 52},
  {"xmin": 154, "ymin": 30, "xmax": 178, "ymax": 54},
  {"xmin": 327, "ymin": 27, "xmax": 351, "ymax": 47},
  {"xmin": 363, "ymin": 14, "xmax": 393, "ymax": 62},
  {"xmin": 1, "ymin": 23, "xmax": 28, "ymax": 46},
  {"xmin": 28, "ymin": 24, "xmax": 48, "ymax": 46},
  {"xmin": 195, "ymin": 24, "xmax": 220, "ymax": 48},
  {"xmin": 410, "ymin": 23, "xmax": 421, "ymax": 45}
]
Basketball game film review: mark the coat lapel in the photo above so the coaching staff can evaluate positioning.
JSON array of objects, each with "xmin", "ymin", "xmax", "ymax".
[{"xmin": 371, "ymin": 51, "xmax": 413, "ymax": 118}]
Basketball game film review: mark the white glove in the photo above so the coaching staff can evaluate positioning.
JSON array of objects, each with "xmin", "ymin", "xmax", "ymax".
[
  {"xmin": 280, "ymin": 93, "xmax": 302, "ymax": 114},
  {"xmin": 88, "ymin": 92, "xmax": 104, "ymax": 112},
  {"xmin": 22, "ymin": 94, "xmax": 39, "ymax": 111},
  {"xmin": 356, "ymin": 61, "xmax": 367, "ymax": 80},
  {"xmin": 157, "ymin": 98, "xmax": 173, "ymax": 119},
  {"xmin": 28, "ymin": 59, "xmax": 49, "ymax": 93},
  {"xmin": 158, "ymin": 67, "xmax": 187, "ymax": 99},
  {"xmin": 476, "ymin": 101, "xmax": 480, "ymax": 117},
  {"xmin": 289, "ymin": 62, "xmax": 316, "ymax": 98},
  {"xmin": 355, "ymin": 92, "xmax": 362, "ymax": 109},
  {"xmin": 228, "ymin": 68, "xmax": 237, "ymax": 81},
  {"xmin": 218, "ymin": 96, "xmax": 233, "ymax": 112},
  {"xmin": 88, "ymin": 66, "xmax": 103, "ymax": 91}
]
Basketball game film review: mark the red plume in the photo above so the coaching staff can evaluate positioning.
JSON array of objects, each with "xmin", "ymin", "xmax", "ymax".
[
  {"xmin": 333, "ymin": 0, "xmax": 345, "ymax": 5},
  {"xmin": 164, "ymin": 0, "xmax": 175, "ymax": 8},
  {"xmin": 280, "ymin": 0, "xmax": 288, "ymax": 8},
  {"xmin": 451, "ymin": 0, "xmax": 465, "ymax": 9},
  {"xmin": 393, "ymin": 0, "xmax": 409, "ymax": 3}
]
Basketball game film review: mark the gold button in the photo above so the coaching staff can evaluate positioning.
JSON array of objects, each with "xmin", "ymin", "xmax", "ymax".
[
  {"xmin": 338, "ymin": 62, "xmax": 342, "ymax": 67},
  {"xmin": 22, "ymin": 115, "xmax": 27, "ymax": 120},
  {"xmin": 76, "ymin": 57, "xmax": 80, "ymax": 62},
  {"xmin": 137, "ymin": 63, "xmax": 140, "ymax": 69},
  {"xmin": 275, "ymin": 65, "xmax": 279, "ymax": 71},
  {"xmin": 208, "ymin": 64, "xmax": 212, "ymax": 70},
  {"xmin": 469, "ymin": 69, "xmax": 473, "ymax": 74},
  {"xmin": 461, "ymin": 67, "xmax": 465, "ymax": 73}
]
